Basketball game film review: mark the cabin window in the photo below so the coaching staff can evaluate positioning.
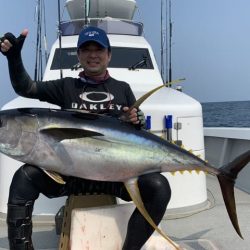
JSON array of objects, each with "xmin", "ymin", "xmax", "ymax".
[
  {"xmin": 50, "ymin": 47, "xmax": 154, "ymax": 70},
  {"xmin": 110, "ymin": 47, "xmax": 153, "ymax": 69}
]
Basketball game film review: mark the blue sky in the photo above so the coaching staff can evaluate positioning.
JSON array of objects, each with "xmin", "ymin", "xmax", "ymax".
[{"xmin": 1, "ymin": 0, "xmax": 250, "ymax": 108}]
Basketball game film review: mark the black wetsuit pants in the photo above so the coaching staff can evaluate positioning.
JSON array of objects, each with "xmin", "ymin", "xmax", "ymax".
[{"xmin": 7, "ymin": 164, "xmax": 171, "ymax": 250}]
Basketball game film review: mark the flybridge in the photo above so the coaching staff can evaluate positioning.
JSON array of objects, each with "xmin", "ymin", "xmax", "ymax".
[
  {"xmin": 60, "ymin": 19, "xmax": 143, "ymax": 36},
  {"xmin": 63, "ymin": 0, "xmax": 141, "ymax": 36},
  {"xmin": 65, "ymin": 0, "xmax": 137, "ymax": 20}
]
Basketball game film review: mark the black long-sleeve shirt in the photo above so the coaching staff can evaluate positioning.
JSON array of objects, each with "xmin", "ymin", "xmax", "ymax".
[
  {"xmin": 7, "ymin": 54, "xmax": 136, "ymax": 117},
  {"xmin": 34, "ymin": 77, "xmax": 136, "ymax": 117}
]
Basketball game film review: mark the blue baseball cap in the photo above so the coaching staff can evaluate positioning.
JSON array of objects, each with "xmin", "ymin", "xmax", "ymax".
[{"xmin": 77, "ymin": 26, "xmax": 111, "ymax": 50}]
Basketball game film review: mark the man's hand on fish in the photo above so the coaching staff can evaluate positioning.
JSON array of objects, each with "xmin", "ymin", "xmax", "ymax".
[{"xmin": 123, "ymin": 107, "xmax": 145, "ymax": 126}]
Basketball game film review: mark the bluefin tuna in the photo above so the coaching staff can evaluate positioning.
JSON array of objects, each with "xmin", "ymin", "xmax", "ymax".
[{"xmin": 0, "ymin": 106, "xmax": 250, "ymax": 249}]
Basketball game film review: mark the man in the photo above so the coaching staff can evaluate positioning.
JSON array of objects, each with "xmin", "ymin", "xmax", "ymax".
[{"xmin": 0, "ymin": 26, "xmax": 171, "ymax": 250}]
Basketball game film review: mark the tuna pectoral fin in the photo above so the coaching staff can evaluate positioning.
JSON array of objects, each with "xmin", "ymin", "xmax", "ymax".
[
  {"xmin": 218, "ymin": 150, "xmax": 250, "ymax": 239},
  {"xmin": 40, "ymin": 127, "xmax": 104, "ymax": 142},
  {"xmin": 124, "ymin": 178, "xmax": 180, "ymax": 250},
  {"xmin": 42, "ymin": 169, "xmax": 66, "ymax": 184}
]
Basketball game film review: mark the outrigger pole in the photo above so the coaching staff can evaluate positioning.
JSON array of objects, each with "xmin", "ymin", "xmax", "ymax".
[
  {"xmin": 165, "ymin": 0, "xmax": 169, "ymax": 83},
  {"xmin": 168, "ymin": 0, "xmax": 172, "ymax": 83},
  {"xmin": 84, "ymin": 0, "xmax": 90, "ymax": 26},
  {"xmin": 57, "ymin": 0, "xmax": 63, "ymax": 79},
  {"xmin": 160, "ymin": 0, "xmax": 164, "ymax": 80},
  {"xmin": 85, "ymin": 0, "xmax": 88, "ymax": 25},
  {"xmin": 34, "ymin": 0, "xmax": 41, "ymax": 81},
  {"xmin": 34, "ymin": 0, "xmax": 48, "ymax": 82},
  {"xmin": 160, "ymin": 0, "xmax": 172, "ymax": 84}
]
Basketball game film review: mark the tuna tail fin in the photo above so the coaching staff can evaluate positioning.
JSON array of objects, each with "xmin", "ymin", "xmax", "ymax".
[
  {"xmin": 217, "ymin": 150, "xmax": 250, "ymax": 239},
  {"xmin": 124, "ymin": 178, "xmax": 181, "ymax": 250}
]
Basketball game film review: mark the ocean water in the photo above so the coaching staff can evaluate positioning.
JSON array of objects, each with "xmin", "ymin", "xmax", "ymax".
[{"xmin": 201, "ymin": 100, "xmax": 250, "ymax": 127}]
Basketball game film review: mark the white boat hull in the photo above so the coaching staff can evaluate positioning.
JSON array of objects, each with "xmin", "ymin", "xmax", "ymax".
[{"xmin": 204, "ymin": 127, "xmax": 250, "ymax": 193}]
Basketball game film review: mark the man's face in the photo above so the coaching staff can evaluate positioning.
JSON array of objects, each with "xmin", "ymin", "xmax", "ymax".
[{"xmin": 78, "ymin": 42, "xmax": 111, "ymax": 76}]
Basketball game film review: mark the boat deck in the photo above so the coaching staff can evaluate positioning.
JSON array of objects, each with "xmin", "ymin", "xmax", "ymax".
[
  {"xmin": 0, "ymin": 175, "xmax": 250, "ymax": 250},
  {"xmin": 165, "ymin": 175, "xmax": 250, "ymax": 250}
]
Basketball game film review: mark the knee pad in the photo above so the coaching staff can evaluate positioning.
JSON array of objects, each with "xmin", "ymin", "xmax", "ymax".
[
  {"xmin": 8, "ymin": 165, "xmax": 42, "ymax": 205},
  {"xmin": 9, "ymin": 164, "xmax": 67, "ymax": 204},
  {"xmin": 20, "ymin": 164, "xmax": 45, "ymax": 181},
  {"xmin": 138, "ymin": 173, "xmax": 171, "ymax": 203}
]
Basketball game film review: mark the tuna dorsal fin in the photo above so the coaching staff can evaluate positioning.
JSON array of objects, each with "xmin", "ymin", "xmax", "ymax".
[
  {"xmin": 40, "ymin": 127, "xmax": 104, "ymax": 142},
  {"xmin": 124, "ymin": 178, "xmax": 180, "ymax": 250},
  {"xmin": 129, "ymin": 78, "xmax": 185, "ymax": 111}
]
